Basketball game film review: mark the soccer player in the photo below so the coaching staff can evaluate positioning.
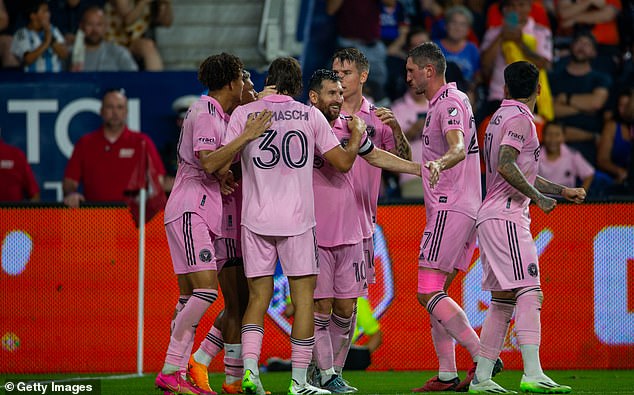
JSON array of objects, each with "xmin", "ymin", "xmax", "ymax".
[
  {"xmin": 309, "ymin": 69, "xmax": 421, "ymax": 393},
  {"xmin": 188, "ymin": 70, "xmax": 259, "ymax": 395},
  {"xmin": 470, "ymin": 61, "xmax": 584, "ymax": 394},
  {"xmin": 405, "ymin": 41, "xmax": 484, "ymax": 392},
  {"xmin": 330, "ymin": 48, "xmax": 411, "ymax": 379},
  {"xmin": 224, "ymin": 57, "xmax": 364, "ymax": 395},
  {"xmin": 155, "ymin": 53, "xmax": 273, "ymax": 395}
]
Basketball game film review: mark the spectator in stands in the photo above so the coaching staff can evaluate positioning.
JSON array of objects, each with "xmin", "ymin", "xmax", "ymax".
[
  {"xmin": 63, "ymin": 89, "xmax": 166, "ymax": 207},
  {"xmin": 72, "ymin": 5, "xmax": 138, "ymax": 71},
  {"xmin": 49, "ymin": 0, "xmax": 105, "ymax": 46},
  {"xmin": 556, "ymin": 0, "xmax": 621, "ymax": 49},
  {"xmin": 327, "ymin": 0, "xmax": 392, "ymax": 101},
  {"xmin": 0, "ymin": 0, "xmax": 19, "ymax": 68},
  {"xmin": 597, "ymin": 88, "xmax": 633, "ymax": 185},
  {"xmin": 539, "ymin": 123, "xmax": 594, "ymax": 193},
  {"xmin": 480, "ymin": 0, "xmax": 553, "ymax": 122},
  {"xmin": 0, "ymin": 134, "xmax": 39, "ymax": 202},
  {"xmin": 381, "ymin": 0, "xmax": 410, "ymax": 101},
  {"xmin": 11, "ymin": 0, "xmax": 69, "ymax": 72},
  {"xmin": 435, "ymin": 6, "xmax": 480, "ymax": 100},
  {"xmin": 549, "ymin": 30, "xmax": 611, "ymax": 165},
  {"xmin": 104, "ymin": 0, "xmax": 172, "ymax": 71},
  {"xmin": 391, "ymin": 84, "xmax": 429, "ymax": 199}
]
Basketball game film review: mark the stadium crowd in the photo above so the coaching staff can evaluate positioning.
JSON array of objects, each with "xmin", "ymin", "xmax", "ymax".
[{"xmin": 1, "ymin": 0, "xmax": 632, "ymax": 202}]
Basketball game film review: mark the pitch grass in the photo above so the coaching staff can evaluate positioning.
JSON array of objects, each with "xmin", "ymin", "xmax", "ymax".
[{"xmin": 2, "ymin": 370, "xmax": 633, "ymax": 395}]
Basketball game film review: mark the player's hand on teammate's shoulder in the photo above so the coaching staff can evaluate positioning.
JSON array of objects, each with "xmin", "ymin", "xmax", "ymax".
[
  {"xmin": 347, "ymin": 115, "xmax": 366, "ymax": 135},
  {"xmin": 257, "ymin": 85, "xmax": 277, "ymax": 100},
  {"xmin": 374, "ymin": 107, "xmax": 399, "ymax": 129},
  {"xmin": 244, "ymin": 109, "xmax": 273, "ymax": 140},
  {"xmin": 536, "ymin": 195, "xmax": 557, "ymax": 214},
  {"xmin": 561, "ymin": 187, "xmax": 587, "ymax": 204}
]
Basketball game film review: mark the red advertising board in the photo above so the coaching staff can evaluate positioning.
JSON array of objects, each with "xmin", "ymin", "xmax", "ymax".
[{"xmin": 1, "ymin": 204, "xmax": 633, "ymax": 373}]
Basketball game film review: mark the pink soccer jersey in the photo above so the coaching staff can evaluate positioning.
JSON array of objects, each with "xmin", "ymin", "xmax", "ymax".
[
  {"xmin": 313, "ymin": 116, "xmax": 373, "ymax": 248},
  {"xmin": 341, "ymin": 97, "xmax": 396, "ymax": 238},
  {"xmin": 421, "ymin": 82, "xmax": 481, "ymax": 218},
  {"xmin": 477, "ymin": 100, "xmax": 540, "ymax": 229},
  {"xmin": 224, "ymin": 94, "xmax": 340, "ymax": 236},
  {"xmin": 164, "ymin": 95, "xmax": 226, "ymax": 236}
]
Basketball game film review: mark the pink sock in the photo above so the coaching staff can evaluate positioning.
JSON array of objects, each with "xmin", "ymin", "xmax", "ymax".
[
  {"xmin": 314, "ymin": 312, "xmax": 333, "ymax": 370},
  {"xmin": 514, "ymin": 287, "xmax": 542, "ymax": 345},
  {"xmin": 479, "ymin": 298, "xmax": 516, "ymax": 361},
  {"xmin": 200, "ymin": 325, "xmax": 224, "ymax": 358},
  {"xmin": 329, "ymin": 313, "xmax": 353, "ymax": 370},
  {"xmin": 224, "ymin": 344, "xmax": 243, "ymax": 379},
  {"xmin": 165, "ymin": 289, "xmax": 217, "ymax": 367},
  {"xmin": 291, "ymin": 336, "xmax": 315, "ymax": 369},
  {"xmin": 427, "ymin": 292, "xmax": 479, "ymax": 359},
  {"xmin": 431, "ymin": 318, "xmax": 456, "ymax": 374},
  {"xmin": 241, "ymin": 324, "xmax": 264, "ymax": 362},
  {"xmin": 171, "ymin": 295, "xmax": 191, "ymax": 334}
]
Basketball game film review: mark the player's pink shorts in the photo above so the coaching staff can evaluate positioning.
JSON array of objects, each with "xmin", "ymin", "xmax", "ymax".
[
  {"xmin": 241, "ymin": 226, "xmax": 319, "ymax": 278},
  {"xmin": 165, "ymin": 212, "xmax": 217, "ymax": 274},
  {"xmin": 314, "ymin": 242, "xmax": 368, "ymax": 299},
  {"xmin": 418, "ymin": 210, "xmax": 476, "ymax": 273},
  {"xmin": 477, "ymin": 219, "xmax": 541, "ymax": 291},
  {"xmin": 363, "ymin": 237, "xmax": 376, "ymax": 285},
  {"xmin": 213, "ymin": 237, "xmax": 242, "ymax": 271}
]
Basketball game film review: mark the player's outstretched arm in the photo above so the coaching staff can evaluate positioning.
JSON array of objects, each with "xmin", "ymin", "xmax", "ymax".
[
  {"xmin": 425, "ymin": 129, "xmax": 465, "ymax": 189},
  {"xmin": 498, "ymin": 145, "xmax": 556, "ymax": 214},
  {"xmin": 363, "ymin": 148, "xmax": 421, "ymax": 176},
  {"xmin": 323, "ymin": 115, "xmax": 364, "ymax": 172},
  {"xmin": 534, "ymin": 175, "xmax": 587, "ymax": 204},
  {"xmin": 200, "ymin": 110, "xmax": 273, "ymax": 175}
]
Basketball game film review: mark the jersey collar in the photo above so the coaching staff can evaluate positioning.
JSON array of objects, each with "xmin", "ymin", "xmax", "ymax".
[
  {"xmin": 430, "ymin": 82, "xmax": 457, "ymax": 106},
  {"xmin": 200, "ymin": 95, "xmax": 229, "ymax": 121},
  {"xmin": 501, "ymin": 99, "xmax": 535, "ymax": 119}
]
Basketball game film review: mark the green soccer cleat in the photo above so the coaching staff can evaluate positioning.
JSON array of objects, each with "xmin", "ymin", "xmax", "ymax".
[
  {"xmin": 519, "ymin": 375, "xmax": 572, "ymax": 393},
  {"xmin": 242, "ymin": 369, "xmax": 266, "ymax": 395}
]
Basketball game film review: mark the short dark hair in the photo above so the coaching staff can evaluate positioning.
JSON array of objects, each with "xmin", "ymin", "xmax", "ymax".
[
  {"xmin": 265, "ymin": 57, "xmax": 303, "ymax": 97},
  {"xmin": 408, "ymin": 42, "xmax": 446, "ymax": 75},
  {"xmin": 25, "ymin": 0, "xmax": 48, "ymax": 18},
  {"xmin": 331, "ymin": 48, "xmax": 369, "ymax": 73},
  {"xmin": 308, "ymin": 69, "xmax": 341, "ymax": 94},
  {"xmin": 198, "ymin": 53, "xmax": 244, "ymax": 92},
  {"xmin": 504, "ymin": 61, "xmax": 539, "ymax": 99}
]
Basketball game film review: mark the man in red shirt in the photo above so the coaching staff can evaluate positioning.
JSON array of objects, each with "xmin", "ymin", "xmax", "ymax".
[
  {"xmin": 0, "ymin": 138, "xmax": 39, "ymax": 201},
  {"xmin": 63, "ymin": 89, "xmax": 166, "ymax": 207}
]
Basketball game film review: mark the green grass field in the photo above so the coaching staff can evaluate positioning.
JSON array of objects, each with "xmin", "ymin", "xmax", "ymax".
[{"xmin": 3, "ymin": 370, "xmax": 633, "ymax": 395}]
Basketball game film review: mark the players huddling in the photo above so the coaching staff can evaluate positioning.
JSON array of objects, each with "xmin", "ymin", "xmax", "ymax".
[{"xmin": 156, "ymin": 44, "xmax": 584, "ymax": 395}]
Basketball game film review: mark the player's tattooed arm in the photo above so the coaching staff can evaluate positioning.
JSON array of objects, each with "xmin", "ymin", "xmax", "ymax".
[
  {"xmin": 534, "ymin": 176, "xmax": 564, "ymax": 196},
  {"xmin": 375, "ymin": 107, "xmax": 412, "ymax": 160},
  {"xmin": 535, "ymin": 175, "xmax": 587, "ymax": 203},
  {"xmin": 498, "ymin": 145, "xmax": 556, "ymax": 213}
]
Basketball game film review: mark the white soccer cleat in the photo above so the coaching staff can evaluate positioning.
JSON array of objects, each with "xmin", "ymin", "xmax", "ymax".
[
  {"xmin": 468, "ymin": 378, "xmax": 517, "ymax": 394},
  {"xmin": 520, "ymin": 374, "xmax": 572, "ymax": 393},
  {"xmin": 288, "ymin": 379, "xmax": 332, "ymax": 395}
]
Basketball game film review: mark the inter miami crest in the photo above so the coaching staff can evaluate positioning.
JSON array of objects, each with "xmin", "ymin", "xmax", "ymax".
[
  {"xmin": 199, "ymin": 249, "xmax": 212, "ymax": 262},
  {"xmin": 528, "ymin": 263, "xmax": 538, "ymax": 277}
]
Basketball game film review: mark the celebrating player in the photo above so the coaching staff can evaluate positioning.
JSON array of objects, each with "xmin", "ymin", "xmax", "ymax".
[
  {"xmin": 406, "ymin": 41, "xmax": 487, "ymax": 392},
  {"xmin": 470, "ymin": 61, "xmax": 584, "ymax": 394}
]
